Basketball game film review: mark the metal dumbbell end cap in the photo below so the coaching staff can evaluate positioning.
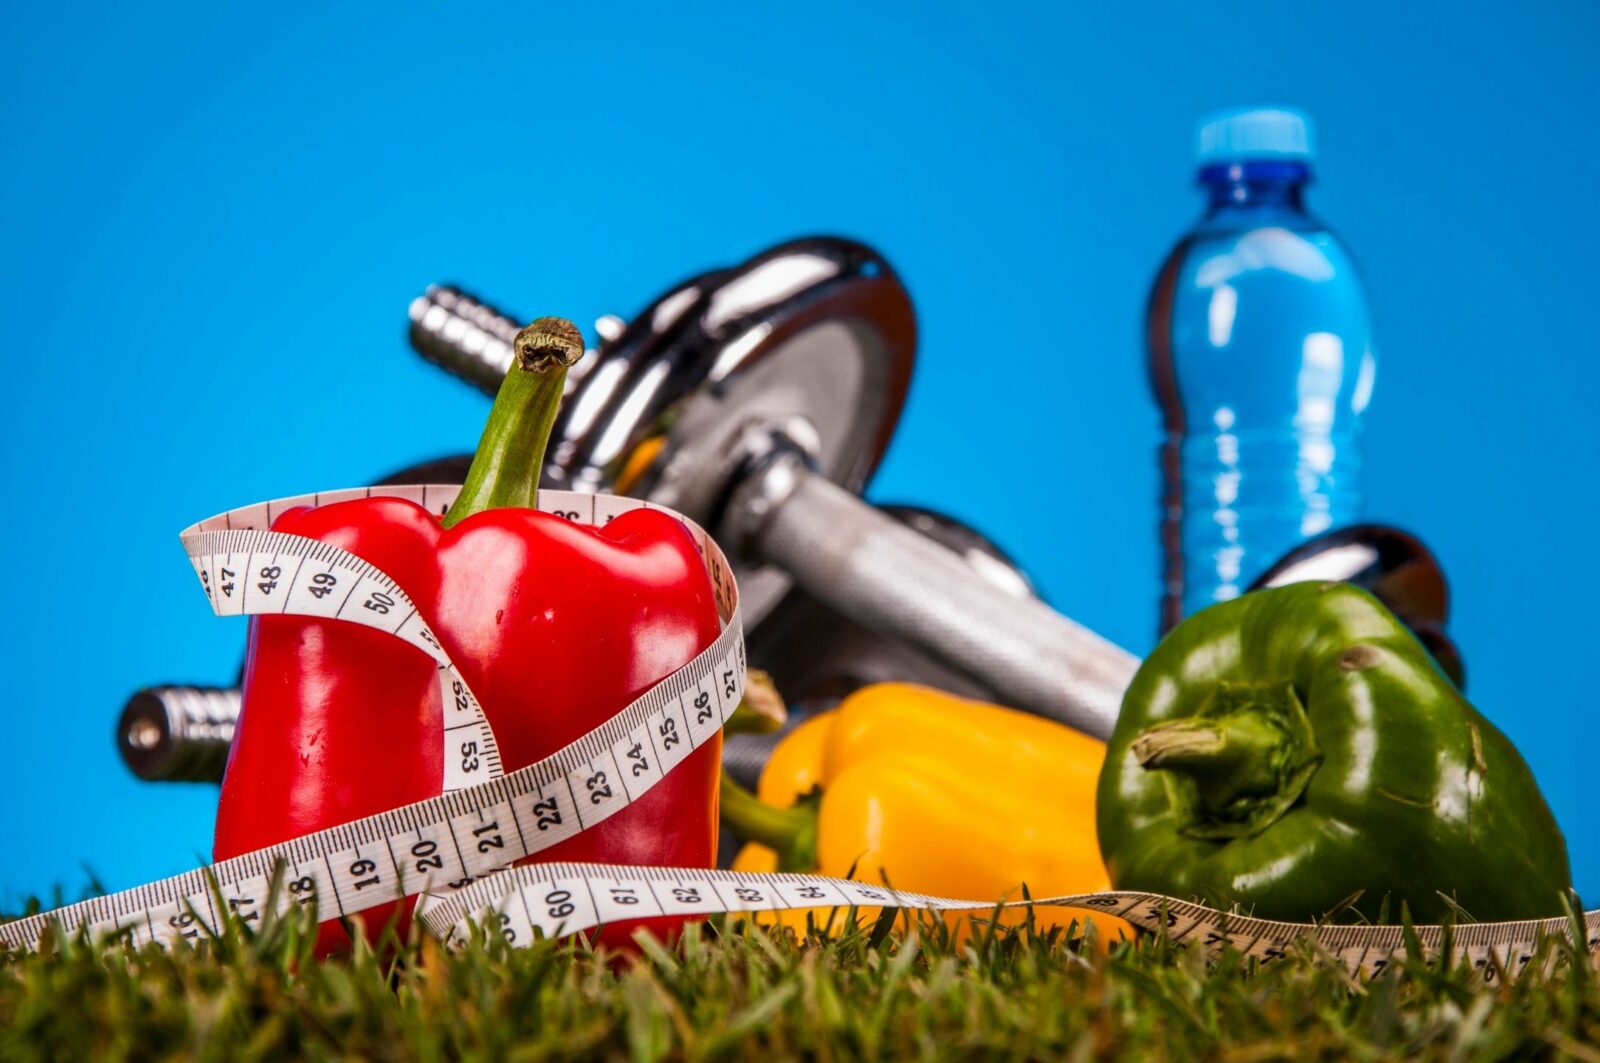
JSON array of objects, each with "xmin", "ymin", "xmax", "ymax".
[{"xmin": 118, "ymin": 686, "xmax": 240, "ymax": 783}]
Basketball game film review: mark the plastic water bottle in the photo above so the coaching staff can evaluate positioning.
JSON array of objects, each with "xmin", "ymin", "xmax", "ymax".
[{"xmin": 1147, "ymin": 106, "xmax": 1376, "ymax": 634}]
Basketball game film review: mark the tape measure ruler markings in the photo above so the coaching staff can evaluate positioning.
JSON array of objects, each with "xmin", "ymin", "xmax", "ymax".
[
  {"xmin": 2, "ymin": 485, "xmax": 1595, "ymax": 979},
  {"xmin": 188, "ymin": 483, "xmax": 499, "ymax": 792},
  {"xmin": 426, "ymin": 865, "xmax": 1598, "ymax": 979},
  {"xmin": 23, "ymin": 629, "xmax": 746, "ymax": 949},
  {"xmin": 0, "ymin": 486, "xmax": 746, "ymax": 952}
]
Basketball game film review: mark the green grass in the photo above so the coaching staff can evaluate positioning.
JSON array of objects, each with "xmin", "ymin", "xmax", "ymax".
[{"xmin": 2, "ymin": 900, "xmax": 1598, "ymax": 1062}]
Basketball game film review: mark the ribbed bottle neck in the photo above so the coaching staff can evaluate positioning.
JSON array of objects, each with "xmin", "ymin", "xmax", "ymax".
[{"xmin": 1199, "ymin": 160, "xmax": 1311, "ymax": 211}]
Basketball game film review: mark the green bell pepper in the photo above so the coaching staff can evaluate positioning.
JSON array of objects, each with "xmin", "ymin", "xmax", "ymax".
[{"xmin": 1097, "ymin": 582, "xmax": 1571, "ymax": 924}]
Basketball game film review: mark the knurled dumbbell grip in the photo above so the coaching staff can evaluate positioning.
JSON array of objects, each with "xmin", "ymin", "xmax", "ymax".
[
  {"xmin": 408, "ymin": 285, "xmax": 519, "ymax": 395},
  {"xmin": 748, "ymin": 469, "xmax": 1138, "ymax": 738}
]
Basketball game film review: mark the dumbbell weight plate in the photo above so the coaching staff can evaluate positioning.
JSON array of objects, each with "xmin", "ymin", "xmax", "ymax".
[{"xmin": 542, "ymin": 237, "xmax": 917, "ymax": 631}]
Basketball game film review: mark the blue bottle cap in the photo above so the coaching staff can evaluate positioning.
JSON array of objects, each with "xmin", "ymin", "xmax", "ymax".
[{"xmin": 1197, "ymin": 106, "xmax": 1314, "ymax": 164}]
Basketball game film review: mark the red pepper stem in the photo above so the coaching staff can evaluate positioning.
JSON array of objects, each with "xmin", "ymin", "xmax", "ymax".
[
  {"xmin": 719, "ymin": 770, "xmax": 820, "ymax": 873},
  {"xmin": 442, "ymin": 317, "xmax": 584, "ymax": 529}
]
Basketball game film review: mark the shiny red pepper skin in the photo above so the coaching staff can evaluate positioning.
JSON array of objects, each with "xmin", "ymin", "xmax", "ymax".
[{"xmin": 213, "ymin": 496, "xmax": 723, "ymax": 951}]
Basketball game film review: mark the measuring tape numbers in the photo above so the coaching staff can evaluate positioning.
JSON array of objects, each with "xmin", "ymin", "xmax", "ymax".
[
  {"xmin": 426, "ymin": 864, "xmax": 1600, "ymax": 980},
  {"xmin": 0, "ymin": 485, "xmax": 1595, "ymax": 981},
  {"xmin": 0, "ymin": 486, "xmax": 745, "ymax": 952}
]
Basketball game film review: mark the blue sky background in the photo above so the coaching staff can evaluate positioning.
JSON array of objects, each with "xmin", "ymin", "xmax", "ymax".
[{"xmin": 3, "ymin": 2, "xmax": 1597, "ymax": 905}]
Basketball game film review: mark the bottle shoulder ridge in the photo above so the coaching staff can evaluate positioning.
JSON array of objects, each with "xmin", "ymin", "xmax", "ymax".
[{"xmin": 1171, "ymin": 222, "xmax": 1361, "ymax": 289}]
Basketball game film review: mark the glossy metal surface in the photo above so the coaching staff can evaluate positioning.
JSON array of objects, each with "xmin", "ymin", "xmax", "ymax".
[
  {"xmin": 423, "ymin": 238, "xmax": 917, "ymax": 629},
  {"xmin": 544, "ymin": 239, "xmax": 913, "ymax": 497},
  {"xmin": 117, "ymin": 685, "xmax": 241, "ymax": 783},
  {"xmin": 724, "ymin": 504, "xmax": 1040, "ymax": 793},
  {"xmin": 737, "ymin": 452, "xmax": 1138, "ymax": 738},
  {"xmin": 411, "ymin": 241, "xmax": 1143, "ymax": 732},
  {"xmin": 1250, "ymin": 523, "xmax": 1448, "ymax": 620},
  {"xmin": 543, "ymin": 239, "xmax": 915, "ymax": 631},
  {"xmin": 408, "ymin": 286, "xmax": 522, "ymax": 394},
  {"xmin": 744, "ymin": 504, "xmax": 1038, "ymax": 708},
  {"xmin": 409, "ymin": 286, "xmax": 606, "ymax": 400}
]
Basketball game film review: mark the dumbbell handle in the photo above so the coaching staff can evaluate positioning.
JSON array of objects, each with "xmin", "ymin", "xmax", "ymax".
[
  {"xmin": 733, "ymin": 453, "xmax": 1135, "ymax": 738},
  {"xmin": 409, "ymin": 285, "xmax": 519, "ymax": 394},
  {"xmin": 409, "ymin": 285, "xmax": 613, "ymax": 398}
]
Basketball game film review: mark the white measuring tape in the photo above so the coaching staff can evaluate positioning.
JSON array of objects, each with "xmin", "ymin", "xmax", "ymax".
[
  {"xmin": 1, "ymin": 485, "xmax": 1595, "ymax": 981},
  {"xmin": 427, "ymin": 864, "xmax": 1598, "ymax": 981},
  {"xmin": 1, "ymin": 485, "xmax": 743, "ymax": 952}
]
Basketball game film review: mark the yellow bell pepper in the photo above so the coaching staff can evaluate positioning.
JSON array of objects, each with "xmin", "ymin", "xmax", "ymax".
[{"xmin": 722, "ymin": 682, "xmax": 1131, "ymax": 943}]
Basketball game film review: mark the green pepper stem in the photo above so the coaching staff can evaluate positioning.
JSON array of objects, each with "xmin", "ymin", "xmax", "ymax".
[
  {"xmin": 719, "ymin": 770, "xmax": 819, "ymax": 873},
  {"xmin": 441, "ymin": 317, "xmax": 584, "ymax": 529},
  {"xmin": 1131, "ymin": 680, "xmax": 1322, "ymax": 840},
  {"xmin": 1132, "ymin": 713, "xmax": 1285, "ymax": 792}
]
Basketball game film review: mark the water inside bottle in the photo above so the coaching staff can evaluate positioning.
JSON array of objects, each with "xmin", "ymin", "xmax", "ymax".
[{"xmin": 1149, "ymin": 167, "xmax": 1375, "ymax": 632}]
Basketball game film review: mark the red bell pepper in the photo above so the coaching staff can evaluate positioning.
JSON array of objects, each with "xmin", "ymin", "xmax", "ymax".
[{"xmin": 213, "ymin": 318, "xmax": 724, "ymax": 951}]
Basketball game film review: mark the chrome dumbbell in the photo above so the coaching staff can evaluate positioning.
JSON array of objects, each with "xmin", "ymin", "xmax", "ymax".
[
  {"xmin": 120, "ymin": 236, "xmax": 1467, "ymax": 783},
  {"xmin": 120, "ymin": 233, "xmax": 1054, "ymax": 780},
  {"xmin": 722, "ymin": 503, "xmax": 1042, "ymax": 789},
  {"xmin": 413, "ymin": 237, "xmax": 1138, "ymax": 738}
]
